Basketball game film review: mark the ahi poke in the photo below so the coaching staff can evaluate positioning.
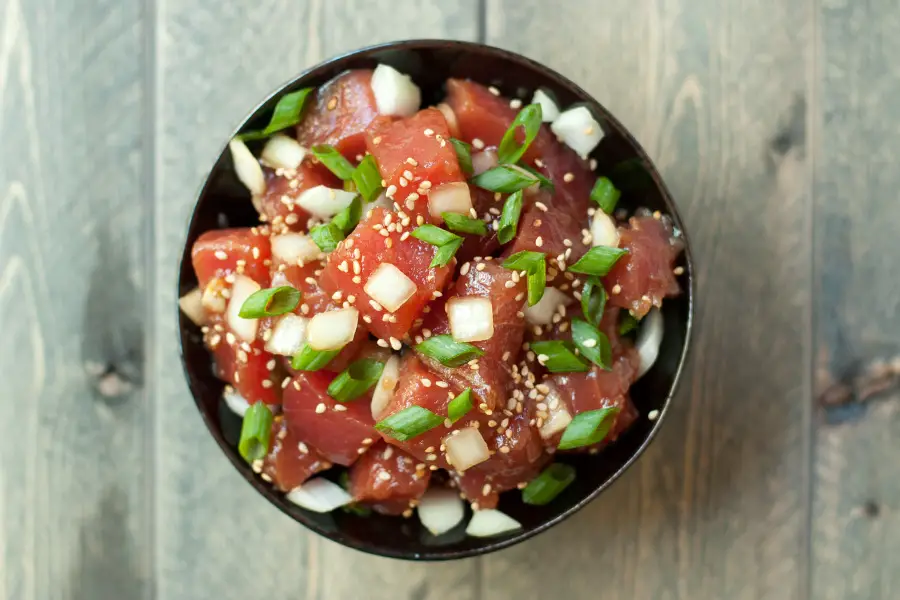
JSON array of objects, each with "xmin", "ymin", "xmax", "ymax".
[{"xmin": 179, "ymin": 63, "xmax": 685, "ymax": 538}]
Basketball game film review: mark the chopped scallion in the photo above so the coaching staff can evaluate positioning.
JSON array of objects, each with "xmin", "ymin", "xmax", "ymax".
[
  {"xmin": 352, "ymin": 155, "xmax": 383, "ymax": 202},
  {"xmin": 497, "ymin": 103, "xmax": 543, "ymax": 165},
  {"xmin": 448, "ymin": 388, "xmax": 473, "ymax": 423},
  {"xmin": 375, "ymin": 406, "xmax": 444, "ymax": 441},
  {"xmin": 526, "ymin": 255, "xmax": 546, "ymax": 306},
  {"xmin": 529, "ymin": 340, "xmax": 590, "ymax": 373},
  {"xmin": 497, "ymin": 190, "xmax": 523, "ymax": 245},
  {"xmin": 327, "ymin": 359, "xmax": 385, "ymax": 402},
  {"xmin": 331, "ymin": 196, "xmax": 363, "ymax": 235},
  {"xmin": 502, "ymin": 250, "xmax": 544, "ymax": 272},
  {"xmin": 238, "ymin": 286, "xmax": 301, "ymax": 318},
  {"xmin": 411, "ymin": 224, "xmax": 461, "ymax": 247},
  {"xmin": 238, "ymin": 402, "xmax": 274, "ymax": 462},
  {"xmin": 442, "ymin": 212, "xmax": 488, "ymax": 236},
  {"xmin": 291, "ymin": 344, "xmax": 339, "ymax": 371},
  {"xmin": 238, "ymin": 88, "xmax": 313, "ymax": 141},
  {"xmin": 521, "ymin": 463, "xmax": 576, "ymax": 505},
  {"xmin": 590, "ymin": 176, "xmax": 621, "ymax": 214},
  {"xmin": 311, "ymin": 144, "xmax": 355, "ymax": 180},
  {"xmin": 519, "ymin": 164, "xmax": 555, "ymax": 191},
  {"xmin": 309, "ymin": 222, "xmax": 344, "ymax": 253},
  {"xmin": 568, "ymin": 246, "xmax": 629, "ymax": 276},
  {"xmin": 430, "ymin": 237, "xmax": 463, "ymax": 268},
  {"xmin": 570, "ymin": 319, "xmax": 613, "ymax": 370},
  {"xmin": 450, "ymin": 138, "xmax": 473, "ymax": 175},
  {"xmin": 557, "ymin": 407, "xmax": 620, "ymax": 450},
  {"xmin": 415, "ymin": 334, "xmax": 485, "ymax": 368},
  {"xmin": 580, "ymin": 276, "xmax": 607, "ymax": 327},
  {"xmin": 471, "ymin": 165, "xmax": 539, "ymax": 193},
  {"xmin": 619, "ymin": 313, "xmax": 640, "ymax": 335}
]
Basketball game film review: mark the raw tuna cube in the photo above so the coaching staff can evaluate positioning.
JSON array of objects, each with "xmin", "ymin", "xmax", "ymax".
[
  {"xmin": 318, "ymin": 206, "xmax": 453, "ymax": 341},
  {"xmin": 258, "ymin": 162, "xmax": 338, "ymax": 233},
  {"xmin": 191, "ymin": 227, "xmax": 272, "ymax": 289},
  {"xmin": 205, "ymin": 315, "xmax": 282, "ymax": 406},
  {"xmin": 348, "ymin": 440, "xmax": 430, "ymax": 515},
  {"xmin": 282, "ymin": 371, "xmax": 377, "ymax": 466},
  {"xmin": 262, "ymin": 416, "xmax": 332, "ymax": 492},
  {"xmin": 296, "ymin": 70, "xmax": 381, "ymax": 160},
  {"xmin": 503, "ymin": 194, "xmax": 590, "ymax": 275}
]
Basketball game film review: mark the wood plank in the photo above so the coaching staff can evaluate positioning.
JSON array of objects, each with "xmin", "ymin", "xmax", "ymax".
[
  {"xmin": 483, "ymin": 1, "xmax": 813, "ymax": 598},
  {"xmin": 0, "ymin": 0, "xmax": 151, "ymax": 599},
  {"xmin": 151, "ymin": 2, "xmax": 480, "ymax": 598},
  {"xmin": 812, "ymin": 1, "xmax": 900, "ymax": 598}
]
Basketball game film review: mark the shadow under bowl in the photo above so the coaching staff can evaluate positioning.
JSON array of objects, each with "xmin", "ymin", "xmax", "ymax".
[{"xmin": 177, "ymin": 39, "xmax": 694, "ymax": 560}]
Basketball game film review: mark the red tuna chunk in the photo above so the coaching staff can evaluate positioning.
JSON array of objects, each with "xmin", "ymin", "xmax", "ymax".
[
  {"xmin": 205, "ymin": 315, "xmax": 282, "ymax": 406},
  {"xmin": 191, "ymin": 227, "xmax": 272, "ymax": 289},
  {"xmin": 348, "ymin": 441, "xmax": 430, "ymax": 515},
  {"xmin": 262, "ymin": 416, "xmax": 332, "ymax": 491},
  {"xmin": 258, "ymin": 162, "xmax": 338, "ymax": 233}
]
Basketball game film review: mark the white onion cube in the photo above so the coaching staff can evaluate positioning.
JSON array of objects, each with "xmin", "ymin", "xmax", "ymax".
[
  {"xmin": 418, "ymin": 488, "xmax": 465, "ymax": 536},
  {"xmin": 286, "ymin": 478, "xmax": 353, "ymax": 513},
  {"xmin": 229, "ymin": 139, "xmax": 266, "ymax": 197},
  {"xmin": 538, "ymin": 384, "xmax": 573, "ymax": 439},
  {"xmin": 465, "ymin": 509, "xmax": 522, "ymax": 537},
  {"xmin": 444, "ymin": 428, "xmax": 491, "ymax": 472},
  {"xmin": 307, "ymin": 308, "xmax": 359, "ymax": 351},
  {"xmin": 523, "ymin": 287, "xmax": 571, "ymax": 326},
  {"xmin": 550, "ymin": 106, "xmax": 604, "ymax": 159},
  {"xmin": 261, "ymin": 133, "xmax": 307, "ymax": 170},
  {"xmin": 226, "ymin": 274, "xmax": 261, "ymax": 343},
  {"xmin": 265, "ymin": 314, "xmax": 309, "ymax": 356},
  {"xmin": 371, "ymin": 355, "xmax": 401, "ymax": 420},
  {"xmin": 448, "ymin": 297, "xmax": 494, "ymax": 343},
  {"xmin": 428, "ymin": 182, "xmax": 473, "ymax": 221},
  {"xmin": 222, "ymin": 389, "xmax": 250, "ymax": 417},
  {"xmin": 436, "ymin": 102, "xmax": 460, "ymax": 137},
  {"xmin": 532, "ymin": 89, "xmax": 561, "ymax": 122},
  {"xmin": 371, "ymin": 64, "xmax": 421, "ymax": 117},
  {"xmin": 178, "ymin": 287, "xmax": 206, "ymax": 326},
  {"xmin": 201, "ymin": 278, "xmax": 228, "ymax": 314},
  {"xmin": 271, "ymin": 232, "xmax": 321, "ymax": 266},
  {"xmin": 636, "ymin": 309, "xmax": 664, "ymax": 378},
  {"xmin": 590, "ymin": 212, "xmax": 620, "ymax": 248},
  {"xmin": 295, "ymin": 185, "xmax": 357, "ymax": 219},
  {"xmin": 471, "ymin": 149, "xmax": 499, "ymax": 176},
  {"xmin": 364, "ymin": 263, "xmax": 417, "ymax": 313}
]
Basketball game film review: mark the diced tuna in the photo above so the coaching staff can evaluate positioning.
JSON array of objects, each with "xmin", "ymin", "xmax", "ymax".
[
  {"xmin": 348, "ymin": 441, "xmax": 430, "ymax": 515},
  {"xmin": 262, "ymin": 416, "xmax": 332, "ymax": 491}
]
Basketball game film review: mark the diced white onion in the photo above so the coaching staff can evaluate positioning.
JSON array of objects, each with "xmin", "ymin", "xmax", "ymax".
[
  {"xmin": 465, "ymin": 509, "xmax": 523, "ymax": 538},
  {"xmin": 229, "ymin": 139, "xmax": 266, "ymax": 197},
  {"xmin": 370, "ymin": 355, "xmax": 400, "ymax": 419},
  {"xmin": 286, "ymin": 478, "xmax": 353, "ymax": 513},
  {"xmin": 307, "ymin": 308, "xmax": 359, "ymax": 351},
  {"xmin": 590, "ymin": 212, "xmax": 620, "ymax": 248},
  {"xmin": 178, "ymin": 287, "xmax": 206, "ymax": 326},
  {"xmin": 226, "ymin": 275, "xmax": 261, "ymax": 343},
  {"xmin": 550, "ymin": 106, "xmax": 604, "ymax": 159},
  {"xmin": 371, "ymin": 64, "xmax": 421, "ymax": 117},
  {"xmin": 223, "ymin": 389, "xmax": 250, "ymax": 417},
  {"xmin": 448, "ymin": 297, "xmax": 494, "ymax": 343},
  {"xmin": 201, "ymin": 278, "xmax": 228, "ymax": 314},
  {"xmin": 265, "ymin": 314, "xmax": 309, "ymax": 356},
  {"xmin": 471, "ymin": 149, "xmax": 499, "ymax": 175},
  {"xmin": 364, "ymin": 263, "xmax": 418, "ymax": 313},
  {"xmin": 418, "ymin": 488, "xmax": 465, "ymax": 536},
  {"xmin": 444, "ymin": 428, "xmax": 491, "ymax": 472},
  {"xmin": 427, "ymin": 182, "xmax": 473, "ymax": 221},
  {"xmin": 271, "ymin": 232, "xmax": 321, "ymax": 266},
  {"xmin": 538, "ymin": 383, "xmax": 573, "ymax": 439},
  {"xmin": 532, "ymin": 89, "xmax": 561, "ymax": 122},
  {"xmin": 636, "ymin": 309, "xmax": 664, "ymax": 378},
  {"xmin": 295, "ymin": 185, "xmax": 357, "ymax": 219},
  {"xmin": 260, "ymin": 133, "xmax": 307, "ymax": 170},
  {"xmin": 437, "ymin": 102, "xmax": 460, "ymax": 137},
  {"xmin": 523, "ymin": 287, "xmax": 571, "ymax": 326}
]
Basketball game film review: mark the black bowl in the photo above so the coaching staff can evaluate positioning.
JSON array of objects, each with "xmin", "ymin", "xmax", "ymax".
[{"xmin": 177, "ymin": 39, "xmax": 694, "ymax": 560}]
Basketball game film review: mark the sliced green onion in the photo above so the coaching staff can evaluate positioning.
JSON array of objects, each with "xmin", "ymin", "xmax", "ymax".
[
  {"xmin": 341, "ymin": 502, "xmax": 373, "ymax": 517},
  {"xmin": 311, "ymin": 144, "xmax": 355, "ymax": 180},
  {"xmin": 430, "ymin": 237, "xmax": 463, "ymax": 268},
  {"xmin": 502, "ymin": 250, "xmax": 545, "ymax": 272},
  {"xmin": 519, "ymin": 164, "xmax": 554, "ymax": 191},
  {"xmin": 238, "ymin": 402, "xmax": 274, "ymax": 462},
  {"xmin": 557, "ymin": 407, "xmax": 620, "ymax": 450},
  {"xmin": 530, "ymin": 340, "xmax": 590, "ymax": 373},
  {"xmin": 411, "ymin": 224, "xmax": 461, "ymax": 247},
  {"xmin": 238, "ymin": 286, "xmax": 301, "ymax": 318},
  {"xmin": 291, "ymin": 344, "xmax": 340, "ymax": 371},
  {"xmin": 238, "ymin": 88, "xmax": 313, "ymax": 141},
  {"xmin": 580, "ymin": 276, "xmax": 607, "ymax": 327},
  {"xmin": 526, "ymin": 255, "xmax": 546, "ymax": 306},
  {"xmin": 570, "ymin": 319, "xmax": 613, "ymax": 370},
  {"xmin": 331, "ymin": 196, "xmax": 363, "ymax": 235},
  {"xmin": 590, "ymin": 177, "xmax": 621, "ymax": 214},
  {"xmin": 309, "ymin": 222, "xmax": 344, "ymax": 253},
  {"xmin": 375, "ymin": 406, "xmax": 444, "ymax": 442},
  {"xmin": 471, "ymin": 165, "xmax": 539, "ymax": 193},
  {"xmin": 497, "ymin": 103, "xmax": 543, "ymax": 164},
  {"xmin": 619, "ymin": 313, "xmax": 640, "ymax": 335},
  {"xmin": 568, "ymin": 246, "xmax": 629, "ymax": 276},
  {"xmin": 448, "ymin": 388, "xmax": 473, "ymax": 423},
  {"xmin": 327, "ymin": 359, "xmax": 385, "ymax": 402},
  {"xmin": 442, "ymin": 212, "xmax": 488, "ymax": 236},
  {"xmin": 352, "ymin": 155, "xmax": 383, "ymax": 202},
  {"xmin": 415, "ymin": 334, "xmax": 484, "ymax": 368},
  {"xmin": 522, "ymin": 463, "xmax": 576, "ymax": 505},
  {"xmin": 450, "ymin": 138, "xmax": 473, "ymax": 175},
  {"xmin": 343, "ymin": 179, "xmax": 357, "ymax": 193},
  {"xmin": 497, "ymin": 190, "xmax": 523, "ymax": 245}
]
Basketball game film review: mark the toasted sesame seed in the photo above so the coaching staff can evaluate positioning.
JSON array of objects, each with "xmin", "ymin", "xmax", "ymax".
[
  {"xmin": 472, "ymin": 137, "xmax": 485, "ymax": 150},
  {"xmin": 377, "ymin": 471, "xmax": 392, "ymax": 482},
  {"xmin": 389, "ymin": 337, "xmax": 402, "ymax": 351},
  {"xmin": 327, "ymin": 96, "xmax": 338, "ymax": 110},
  {"xmin": 488, "ymin": 86, "xmax": 500, "ymax": 96},
  {"xmin": 674, "ymin": 266, "xmax": 685, "ymax": 275},
  {"xmin": 333, "ymin": 404, "xmax": 348, "ymax": 412},
  {"xmin": 509, "ymin": 98, "xmax": 522, "ymax": 109},
  {"xmin": 475, "ymin": 262, "xmax": 486, "ymax": 271},
  {"xmin": 406, "ymin": 157, "xmax": 418, "ymax": 166},
  {"xmin": 372, "ymin": 136, "xmax": 382, "ymax": 145},
  {"xmin": 315, "ymin": 403, "xmax": 326, "ymax": 414},
  {"xmin": 399, "ymin": 177, "xmax": 408, "ymax": 187},
  {"xmin": 424, "ymin": 128, "xmax": 434, "ymax": 136},
  {"xmin": 589, "ymin": 158, "xmax": 598, "ymax": 170},
  {"xmin": 214, "ymin": 250, "xmax": 227, "ymax": 260},
  {"xmin": 563, "ymin": 172, "xmax": 575, "ymax": 182},
  {"xmin": 648, "ymin": 410, "xmax": 660, "ymax": 421},
  {"xmin": 421, "ymin": 378, "xmax": 432, "ymax": 387},
  {"xmin": 612, "ymin": 284, "xmax": 622, "ymax": 294}
]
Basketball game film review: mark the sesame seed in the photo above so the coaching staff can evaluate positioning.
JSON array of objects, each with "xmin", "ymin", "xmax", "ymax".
[
  {"xmin": 472, "ymin": 138, "xmax": 485, "ymax": 150},
  {"xmin": 488, "ymin": 86, "xmax": 500, "ymax": 96},
  {"xmin": 403, "ymin": 170, "xmax": 414, "ymax": 180},
  {"xmin": 648, "ymin": 410, "xmax": 660, "ymax": 421},
  {"xmin": 612, "ymin": 284, "xmax": 622, "ymax": 294},
  {"xmin": 333, "ymin": 404, "xmax": 348, "ymax": 412},
  {"xmin": 385, "ymin": 238, "xmax": 393, "ymax": 248},
  {"xmin": 315, "ymin": 403, "xmax": 326, "ymax": 414},
  {"xmin": 460, "ymin": 262, "xmax": 471, "ymax": 276},
  {"xmin": 352, "ymin": 276, "xmax": 361, "ymax": 284},
  {"xmin": 386, "ymin": 184, "xmax": 397, "ymax": 197},
  {"xmin": 406, "ymin": 157, "xmax": 418, "ymax": 166},
  {"xmin": 509, "ymin": 98, "xmax": 522, "ymax": 109},
  {"xmin": 327, "ymin": 96, "xmax": 338, "ymax": 110},
  {"xmin": 436, "ymin": 380, "xmax": 449, "ymax": 388},
  {"xmin": 406, "ymin": 192, "xmax": 419, "ymax": 203},
  {"xmin": 399, "ymin": 177, "xmax": 408, "ymax": 187},
  {"xmin": 369, "ymin": 299, "xmax": 383, "ymax": 311},
  {"xmin": 475, "ymin": 262, "xmax": 486, "ymax": 271},
  {"xmin": 589, "ymin": 158, "xmax": 598, "ymax": 170},
  {"xmin": 424, "ymin": 128, "xmax": 434, "ymax": 136},
  {"xmin": 377, "ymin": 339, "xmax": 389, "ymax": 348},
  {"xmin": 214, "ymin": 250, "xmax": 227, "ymax": 260},
  {"xmin": 377, "ymin": 471, "xmax": 392, "ymax": 481},
  {"xmin": 373, "ymin": 136, "xmax": 382, "ymax": 145},
  {"xmin": 420, "ymin": 180, "xmax": 432, "ymax": 189},
  {"xmin": 535, "ymin": 236, "xmax": 543, "ymax": 247},
  {"xmin": 422, "ymin": 378, "xmax": 432, "ymax": 387},
  {"xmin": 362, "ymin": 315, "xmax": 372, "ymax": 323},
  {"xmin": 674, "ymin": 266, "xmax": 685, "ymax": 275},
  {"xmin": 563, "ymin": 172, "xmax": 575, "ymax": 182},
  {"xmin": 389, "ymin": 337, "xmax": 402, "ymax": 351}
]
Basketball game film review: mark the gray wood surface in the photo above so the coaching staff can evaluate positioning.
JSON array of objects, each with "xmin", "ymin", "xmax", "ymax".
[{"xmin": 2, "ymin": 0, "xmax": 899, "ymax": 598}]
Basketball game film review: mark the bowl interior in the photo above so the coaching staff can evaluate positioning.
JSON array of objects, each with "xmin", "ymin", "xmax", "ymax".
[{"xmin": 177, "ymin": 40, "xmax": 693, "ymax": 560}]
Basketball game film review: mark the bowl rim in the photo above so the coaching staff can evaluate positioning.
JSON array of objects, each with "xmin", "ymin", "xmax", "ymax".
[{"xmin": 177, "ymin": 38, "xmax": 695, "ymax": 560}]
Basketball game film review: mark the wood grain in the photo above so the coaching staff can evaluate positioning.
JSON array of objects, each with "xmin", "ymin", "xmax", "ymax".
[
  {"xmin": 150, "ymin": 2, "xmax": 480, "ymax": 599},
  {"xmin": 811, "ymin": 1, "xmax": 900, "ymax": 598},
  {"xmin": 483, "ymin": 1, "xmax": 814, "ymax": 598},
  {"xmin": 0, "ymin": 0, "xmax": 151, "ymax": 598}
]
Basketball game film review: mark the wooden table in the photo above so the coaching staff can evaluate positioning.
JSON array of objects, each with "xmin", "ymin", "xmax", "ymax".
[{"xmin": 2, "ymin": 0, "xmax": 897, "ymax": 598}]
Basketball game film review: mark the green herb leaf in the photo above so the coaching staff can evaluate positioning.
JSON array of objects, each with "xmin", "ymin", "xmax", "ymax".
[
  {"xmin": 497, "ymin": 103, "xmax": 543, "ymax": 164},
  {"xmin": 327, "ymin": 359, "xmax": 385, "ymax": 402},
  {"xmin": 570, "ymin": 319, "xmax": 613, "ymax": 370},
  {"xmin": 331, "ymin": 196, "xmax": 363, "ymax": 236},
  {"xmin": 580, "ymin": 276, "xmax": 607, "ymax": 327},
  {"xmin": 619, "ymin": 313, "xmax": 640, "ymax": 335},
  {"xmin": 238, "ymin": 402, "xmax": 274, "ymax": 462},
  {"xmin": 450, "ymin": 138, "xmax": 473, "ymax": 175},
  {"xmin": 502, "ymin": 250, "xmax": 545, "ymax": 272},
  {"xmin": 518, "ymin": 164, "xmax": 555, "ymax": 191},
  {"xmin": 471, "ymin": 165, "xmax": 539, "ymax": 193},
  {"xmin": 590, "ymin": 177, "xmax": 621, "ymax": 214},
  {"xmin": 352, "ymin": 155, "xmax": 383, "ymax": 202},
  {"xmin": 415, "ymin": 334, "xmax": 485, "ymax": 368},
  {"xmin": 238, "ymin": 88, "xmax": 313, "ymax": 141},
  {"xmin": 375, "ymin": 406, "xmax": 444, "ymax": 441},
  {"xmin": 448, "ymin": 388, "xmax": 474, "ymax": 423},
  {"xmin": 442, "ymin": 212, "xmax": 488, "ymax": 236},
  {"xmin": 311, "ymin": 144, "xmax": 356, "ymax": 180},
  {"xmin": 522, "ymin": 463, "xmax": 576, "ymax": 505},
  {"xmin": 430, "ymin": 237, "xmax": 463, "ymax": 268},
  {"xmin": 530, "ymin": 340, "xmax": 590, "ymax": 373},
  {"xmin": 568, "ymin": 246, "xmax": 629, "ymax": 276},
  {"xmin": 526, "ymin": 255, "xmax": 546, "ymax": 306},
  {"xmin": 290, "ymin": 344, "xmax": 340, "ymax": 371},
  {"xmin": 410, "ymin": 224, "xmax": 461, "ymax": 247},
  {"xmin": 497, "ymin": 190, "xmax": 523, "ymax": 245},
  {"xmin": 557, "ymin": 407, "xmax": 620, "ymax": 450},
  {"xmin": 238, "ymin": 286, "xmax": 301, "ymax": 318}
]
